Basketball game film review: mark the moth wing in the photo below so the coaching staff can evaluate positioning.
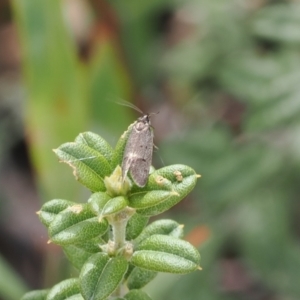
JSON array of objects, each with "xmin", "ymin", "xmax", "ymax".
[
  {"xmin": 122, "ymin": 122, "xmax": 149, "ymax": 180},
  {"xmin": 129, "ymin": 127, "xmax": 154, "ymax": 187},
  {"xmin": 121, "ymin": 129, "xmax": 137, "ymax": 180}
]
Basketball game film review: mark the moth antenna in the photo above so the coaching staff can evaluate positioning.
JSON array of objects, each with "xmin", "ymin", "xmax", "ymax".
[
  {"xmin": 155, "ymin": 150, "xmax": 165, "ymax": 167},
  {"xmin": 114, "ymin": 98, "xmax": 144, "ymax": 115},
  {"xmin": 149, "ymin": 111, "xmax": 159, "ymax": 117}
]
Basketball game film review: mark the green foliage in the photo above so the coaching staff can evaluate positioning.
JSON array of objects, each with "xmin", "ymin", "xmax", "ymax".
[
  {"xmin": 152, "ymin": 1, "xmax": 300, "ymax": 299},
  {"xmin": 46, "ymin": 278, "xmax": 81, "ymax": 300},
  {"xmin": 9, "ymin": 0, "xmax": 300, "ymax": 299},
  {"xmin": 124, "ymin": 289, "xmax": 153, "ymax": 300},
  {"xmin": 23, "ymin": 125, "xmax": 200, "ymax": 300},
  {"xmin": 0, "ymin": 254, "xmax": 27, "ymax": 300},
  {"xmin": 20, "ymin": 289, "xmax": 49, "ymax": 300},
  {"xmin": 80, "ymin": 254, "xmax": 128, "ymax": 300},
  {"xmin": 132, "ymin": 234, "xmax": 200, "ymax": 273},
  {"xmin": 11, "ymin": 0, "xmax": 133, "ymax": 200},
  {"xmin": 127, "ymin": 268, "xmax": 157, "ymax": 290},
  {"xmin": 47, "ymin": 203, "xmax": 109, "ymax": 246}
]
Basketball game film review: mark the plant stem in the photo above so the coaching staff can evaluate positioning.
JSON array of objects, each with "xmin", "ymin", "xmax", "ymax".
[
  {"xmin": 111, "ymin": 214, "xmax": 128, "ymax": 250},
  {"xmin": 110, "ymin": 212, "xmax": 130, "ymax": 298}
]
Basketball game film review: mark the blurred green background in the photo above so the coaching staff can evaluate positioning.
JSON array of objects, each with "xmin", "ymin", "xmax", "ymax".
[{"xmin": 1, "ymin": 0, "xmax": 300, "ymax": 299}]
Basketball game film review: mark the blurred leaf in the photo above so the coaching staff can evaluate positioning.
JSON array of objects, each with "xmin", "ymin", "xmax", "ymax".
[
  {"xmin": 0, "ymin": 254, "xmax": 27, "ymax": 300},
  {"xmin": 162, "ymin": 39, "xmax": 218, "ymax": 84},
  {"xmin": 88, "ymin": 42, "xmax": 133, "ymax": 135},
  {"xmin": 112, "ymin": 0, "xmax": 171, "ymax": 84},
  {"xmin": 12, "ymin": 0, "xmax": 87, "ymax": 199},
  {"xmin": 252, "ymin": 3, "xmax": 300, "ymax": 44},
  {"xmin": 238, "ymin": 192, "xmax": 300, "ymax": 297},
  {"xmin": 21, "ymin": 289, "xmax": 49, "ymax": 300},
  {"xmin": 161, "ymin": 127, "xmax": 284, "ymax": 212},
  {"xmin": 124, "ymin": 289, "xmax": 152, "ymax": 300},
  {"xmin": 246, "ymin": 90, "xmax": 300, "ymax": 130}
]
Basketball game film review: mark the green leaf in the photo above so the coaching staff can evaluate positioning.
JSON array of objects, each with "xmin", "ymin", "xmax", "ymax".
[
  {"xmin": 126, "ymin": 214, "xmax": 149, "ymax": 240},
  {"xmin": 38, "ymin": 199, "xmax": 75, "ymax": 228},
  {"xmin": 134, "ymin": 220, "xmax": 183, "ymax": 245},
  {"xmin": 124, "ymin": 289, "xmax": 152, "ymax": 300},
  {"xmin": 74, "ymin": 132, "xmax": 114, "ymax": 163},
  {"xmin": 130, "ymin": 170, "xmax": 173, "ymax": 194},
  {"xmin": 137, "ymin": 235, "xmax": 200, "ymax": 265},
  {"xmin": 46, "ymin": 278, "xmax": 80, "ymax": 300},
  {"xmin": 12, "ymin": 0, "xmax": 87, "ymax": 200},
  {"xmin": 0, "ymin": 252, "xmax": 28, "ymax": 300},
  {"xmin": 129, "ymin": 191, "xmax": 176, "ymax": 209},
  {"xmin": 53, "ymin": 142, "xmax": 113, "ymax": 192},
  {"xmin": 48, "ymin": 203, "xmax": 108, "ymax": 245},
  {"xmin": 147, "ymin": 164, "xmax": 198, "ymax": 189},
  {"xmin": 80, "ymin": 252, "xmax": 109, "ymax": 299},
  {"xmin": 131, "ymin": 251, "xmax": 199, "ymax": 274},
  {"xmin": 63, "ymin": 237, "xmax": 103, "ymax": 270},
  {"xmin": 246, "ymin": 91, "xmax": 300, "ymax": 130},
  {"xmin": 252, "ymin": 4, "xmax": 300, "ymax": 44},
  {"xmin": 168, "ymin": 224, "xmax": 184, "ymax": 239},
  {"xmin": 124, "ymin": 263, "xmax": 135, "ymax": 280},
  {"xmin": 131, "ymin": 235, "xmax": 200, "ymax": 274},
  {"xmin": 102, "ymin": 196, "xmax": 129, "ymax": 216},
  {"xmin": 88, "ymin": 192, "xmax": 111, "ymax": 215},
  {"xmin": 63, "ymin": 245, "xmax": 95, "ymax": 271},
  {"xmin": 131, "ymin": 165, "xmax": 199, "ymax": 216},
  {"xmin": 80, "ymin": 253, "xmax": 128, "ymax": 300},
  {"xmin": 21, "ymin": 290, "xmax": 49, "ymax": 300},
  {"xmin": 111, "ymin": 122, "xmax": 134, "ymax": 169},
  {"xmin": 88, "ymin": 42, "xmax": 133, "ymax": 134},
  {"xmin": 62, "ymin": 295, "xmax": 84, "ymax": 300},
  {"xmin": 127, "ymin": 267, "xmax": 157, "ymax": 290}
]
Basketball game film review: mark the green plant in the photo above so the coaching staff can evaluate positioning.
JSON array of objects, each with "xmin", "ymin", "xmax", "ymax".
[
  {"xmin": 21, "ymin": 121, "xmax": 201, "ymax": 300},
  {"xmin": 156, "ymin": 3, "xmax": 300, "ymax": 300}
]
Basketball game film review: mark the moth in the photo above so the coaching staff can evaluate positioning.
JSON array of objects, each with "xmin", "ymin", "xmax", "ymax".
[{"xmin": 120, "ymin": 102, "xmax": 156, "ymax": 187}]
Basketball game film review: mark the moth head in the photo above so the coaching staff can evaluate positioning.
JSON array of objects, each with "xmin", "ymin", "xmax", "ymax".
[
  {"xmin": 137, "ymin": 111, "xmax": 158, "ymax": 126},
  {"xmin": 137, "ymin": 114, "xmax": 151, "ymax": 125}
]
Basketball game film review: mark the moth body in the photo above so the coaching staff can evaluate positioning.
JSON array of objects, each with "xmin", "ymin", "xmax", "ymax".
[{"xmin": 122, "ymin": 114, "xmax": 154, "ymax": 187}]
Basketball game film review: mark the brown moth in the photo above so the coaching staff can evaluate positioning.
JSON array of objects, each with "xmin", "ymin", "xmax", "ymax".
[{"xmin": 122, "ymin": 113, "xmax": 154, "ymax": 187}]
